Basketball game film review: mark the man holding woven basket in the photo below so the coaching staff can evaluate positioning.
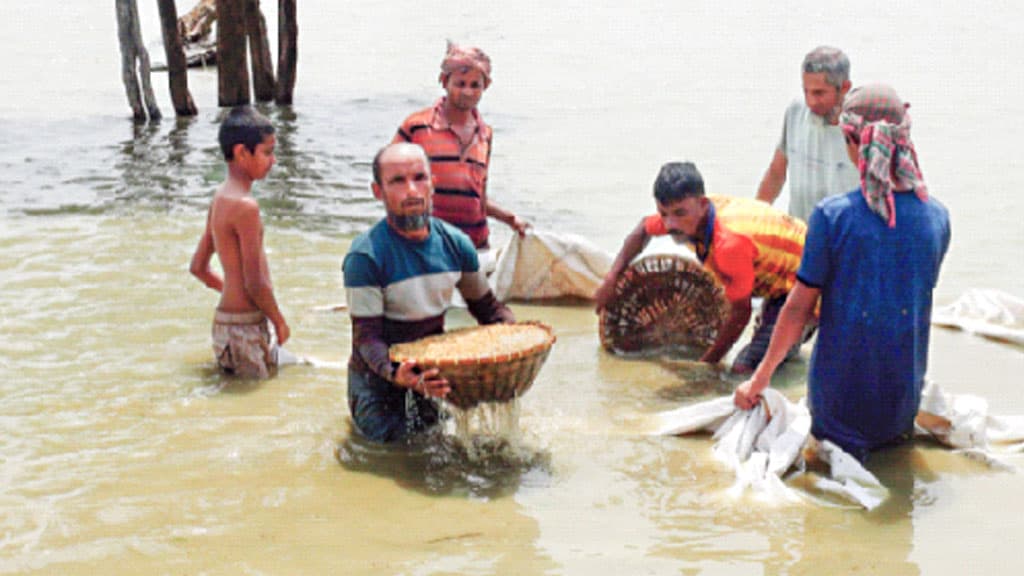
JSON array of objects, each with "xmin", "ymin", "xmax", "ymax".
[
  {"xmin": 343, "ymin": 143, "xmax": 515, "ymax": 443},
  {"xmin": 595, "ymin": 162, "xmax": 811, "ymax": 374}
]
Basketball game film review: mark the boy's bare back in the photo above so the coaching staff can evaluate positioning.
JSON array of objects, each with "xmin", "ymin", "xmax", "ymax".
[
  {"xmin": 190, "ymin": 117, "xmax": 288, "ymax": 346},
  {"xmin": 208, "ymin": 183, "xmax": 270, "ymax": 314}
]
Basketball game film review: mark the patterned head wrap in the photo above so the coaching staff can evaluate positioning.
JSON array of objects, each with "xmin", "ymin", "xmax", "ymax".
[
  {"xmin": 840, "ymin": 84, "xmax": 928, "ymax": 227},
  {"xmin": 439, "ymin": 40, "xmax": 492, "ymax": 88}
]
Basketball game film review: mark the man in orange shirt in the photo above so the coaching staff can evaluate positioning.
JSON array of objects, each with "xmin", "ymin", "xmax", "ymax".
[{"xmin": 595, "ymin": 162, "xmax": 810, "ymax": 373}]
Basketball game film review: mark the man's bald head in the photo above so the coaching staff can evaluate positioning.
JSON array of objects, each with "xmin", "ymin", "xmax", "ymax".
[{"xmin": 372, "ymin": 142, "xmax": 431, "ymax": 185}]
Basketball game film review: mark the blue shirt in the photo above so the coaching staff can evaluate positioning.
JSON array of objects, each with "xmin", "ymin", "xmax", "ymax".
[{"xmin": 798, "ymin": 190, "xmax": 951, "ymax": 456}]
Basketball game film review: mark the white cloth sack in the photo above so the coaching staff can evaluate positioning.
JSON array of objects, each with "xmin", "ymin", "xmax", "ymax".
[
  {"xmin": 490, "ymin": 229, "xmax": 612, "ymax": 301},
  {"xmin": 916, "ymin": 380, "xmax": 1024, "ymax": 464},
  {"xmin": 649, "ymin": 389, "xmax": 889, "ymax": 509},
  {"xmin": 932, "ymin": 288, "xmax": 1024, "ymax": 345},
  {"xmin": 649, "ymin": 382, "xmax": 1024, "ymax": 509}
]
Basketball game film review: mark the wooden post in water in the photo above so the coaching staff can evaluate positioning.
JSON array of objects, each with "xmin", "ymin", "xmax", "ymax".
[
  {"xmin": 275, "ymin": 0, "xmax": 298, "ymax": 105},
  {"xmin": 156, "ymin": 0, "xmax": 198, "ymax": 116},
  {"xmin": 216, "ymin": 0, "xmax": 250, "ymax": 106},
  {"xmin": 115, "ymin": 0, "xmax": 162, "ymax": 122},
  {"xmin": 245, "ymin": 0, "xmax": 277, "ymax": 102}
]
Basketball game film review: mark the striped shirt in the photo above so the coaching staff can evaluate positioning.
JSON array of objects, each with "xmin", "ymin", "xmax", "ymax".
[
  {"xmin": 644, "ymin": 196, "xmax": 806, "ymax": 301},
  {"xmin": 393, "ymin": 99, "xmax": 493, "ymax": 248},
  {"xmin": 343, "ymin": 217, "xmax": 509, "ymax": 379}
]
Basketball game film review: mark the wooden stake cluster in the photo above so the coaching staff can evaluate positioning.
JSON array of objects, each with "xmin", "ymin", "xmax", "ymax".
[
  {"xmin": 217, "ymin": 0, "xmax": 297, "ymax": 107},
  {"xmin": 116, "ymin": 0, "xmax": 299, "ymax": 119}
]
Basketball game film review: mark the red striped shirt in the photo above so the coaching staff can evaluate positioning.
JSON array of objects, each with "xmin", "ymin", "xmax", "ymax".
[{"xmin": 393, "ymin": 99, "xmax": 493, "ymax": 248}]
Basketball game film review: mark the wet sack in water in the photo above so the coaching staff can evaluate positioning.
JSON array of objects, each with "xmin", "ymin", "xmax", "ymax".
[
  {"xmin": 650, "ymin": 382, "xmax": 1024, "ymax": 510},
  {"xmin": 649, "ymin": 389, "xmax": 889, "ymax": 509}
]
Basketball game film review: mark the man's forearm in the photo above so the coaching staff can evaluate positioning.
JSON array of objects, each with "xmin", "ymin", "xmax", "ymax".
[
  {"xmin": 756, "ymin": 149, "xmax": 787, "ymax": 204},
  {"xmin": 608, "ymin": 222, "xmax": 648, "ymax": 279},
  {"xmin": 467, "ymin": 291, "xmax": 515, "ymax": 325},
  {"xmin": 351, "ymin": 316, "xmax": 396, "ymax": 381}
]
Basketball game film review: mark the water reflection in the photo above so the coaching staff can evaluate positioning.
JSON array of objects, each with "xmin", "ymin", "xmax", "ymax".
[
  {"xmin": 2, "ymin": 99, "xmax": 402, "ymax": 232},
  {"xmin": 783, "ymin": 444, "xmax": 931, "ymax": 575},
  {"xmin": 336, "ymin": 424, "xmax": 552, "ymax": 500}
]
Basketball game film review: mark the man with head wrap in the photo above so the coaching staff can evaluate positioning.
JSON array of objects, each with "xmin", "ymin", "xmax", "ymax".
[
  {"xmin": 392, "ymin": 41, "xmax": 528, "ymax": 260},
  {"xmin": 734, "ymin": 84, "xmax": 951, "ymax": 463},
  {"xmin": 757, "ymin": 46, "xmax": 861, "ymax": 222}
]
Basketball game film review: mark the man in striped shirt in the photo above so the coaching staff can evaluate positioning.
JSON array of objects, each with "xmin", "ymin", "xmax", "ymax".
[
  {"xmin": 595, "ymin": 162, "xmax": 811, "ymax": 373},
  {"xmin": 343, "ymin": 143, "xmax": 514, "ymax": 442},
  {"xmin": 392, "ymin": 42, "xmax": 528, "ymax": 255}
]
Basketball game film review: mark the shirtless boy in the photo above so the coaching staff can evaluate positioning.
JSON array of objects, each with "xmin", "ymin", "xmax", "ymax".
[{"xmin": 190, "ymin": 106, "xmax": 290, "ymax": 379}]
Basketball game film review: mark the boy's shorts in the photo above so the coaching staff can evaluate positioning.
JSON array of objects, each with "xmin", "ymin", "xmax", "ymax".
[{"xmin": 212, "ymin": 310, "xmax": 278, "ymax": 379}]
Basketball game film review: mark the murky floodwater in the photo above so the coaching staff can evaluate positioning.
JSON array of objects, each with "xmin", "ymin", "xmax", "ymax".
[{"xmin": 2, "ymin": 1, "xmax": 1023, "ymax": 574}]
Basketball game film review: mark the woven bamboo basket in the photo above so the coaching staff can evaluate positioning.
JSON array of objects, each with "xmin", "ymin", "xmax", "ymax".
[
  {"xmin": 389, "ymin": 322, "xmax": 556, "ymax": 410},
  {"xmin": 599, "ymin": 254, "xmax": 728, "ymax": 354}
]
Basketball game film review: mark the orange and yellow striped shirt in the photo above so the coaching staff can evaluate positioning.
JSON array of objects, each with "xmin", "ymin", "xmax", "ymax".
[{"xmin": 644, "ymin": 195, "xmax": 806, "ymax": 302}]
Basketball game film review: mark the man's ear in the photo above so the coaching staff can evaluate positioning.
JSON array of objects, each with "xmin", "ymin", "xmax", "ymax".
[
  {"xmin": 371, "ymin": 182, "xmax": 383, "ymax": 201},
  {"xmin": 840, "ymin": 79, "xmax": 852, "ymax": 98}
]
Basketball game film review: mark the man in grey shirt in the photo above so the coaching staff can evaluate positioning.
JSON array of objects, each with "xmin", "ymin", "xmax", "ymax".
[{"xmin": 756, "ymin": 46, "xmax": 860, "ymax": 222}]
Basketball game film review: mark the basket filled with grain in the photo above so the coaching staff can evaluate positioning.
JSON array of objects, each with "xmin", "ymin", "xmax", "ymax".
[
  {"xmin": 599, "ymin": 254, "xmax": 728, "ymax": 355},
  {"xmin": 389, "ymin": 322, "xmax": 556, "ymax": 410}
]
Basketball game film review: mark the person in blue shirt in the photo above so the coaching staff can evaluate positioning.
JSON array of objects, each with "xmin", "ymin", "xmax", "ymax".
[
  {"xmin": 734, "ymin": 84, "xmax": 951, "ymax": 462},
  {"xmin": 343, "ymin": 143, "xmax": 514, "ymax": 443}
]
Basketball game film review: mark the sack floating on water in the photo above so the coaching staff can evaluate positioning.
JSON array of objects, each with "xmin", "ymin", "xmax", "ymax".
[{"xmin": 390, "ymin": 322, "xmax": 556, "ymax": 410}]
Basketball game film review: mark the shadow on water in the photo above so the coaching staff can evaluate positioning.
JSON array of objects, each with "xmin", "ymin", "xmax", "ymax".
[
  {"xmin": 335, "ymin": 423, "xmax": 552, "ymax": 500},
  {"xmin": 654, "ymin": 356, "xmax": 740, "ymax": 401}
]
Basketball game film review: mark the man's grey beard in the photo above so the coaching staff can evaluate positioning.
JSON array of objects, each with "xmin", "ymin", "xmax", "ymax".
[{"xmin": 391, "ymin": 212, "xmax": 430, "ymax": 231}]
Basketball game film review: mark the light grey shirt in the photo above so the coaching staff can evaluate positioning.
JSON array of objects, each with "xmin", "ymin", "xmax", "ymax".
[{"xmin": 778, "ymin": 99, "xmax": 860, "ymax": 222}]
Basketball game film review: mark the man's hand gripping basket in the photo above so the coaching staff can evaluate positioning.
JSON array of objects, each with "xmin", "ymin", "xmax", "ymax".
[{"xmin": 390, "ymin": 322, "xmax": 556, "ymax": 410}]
